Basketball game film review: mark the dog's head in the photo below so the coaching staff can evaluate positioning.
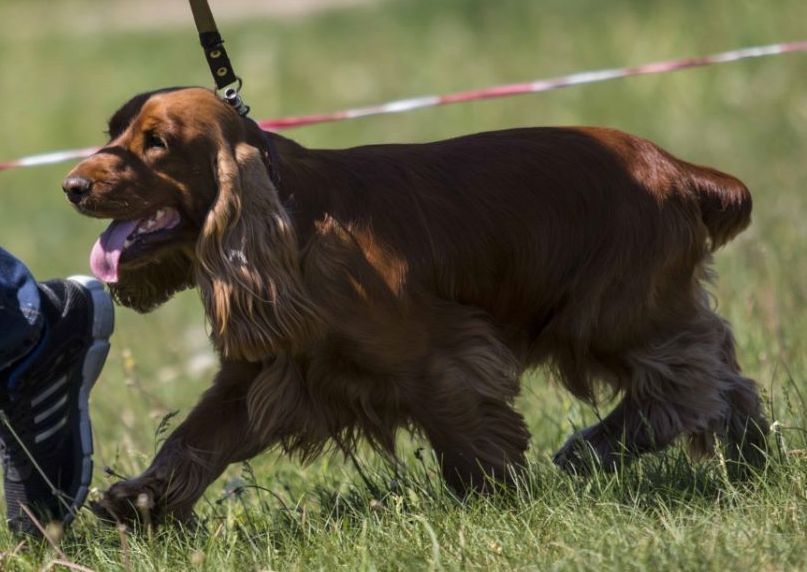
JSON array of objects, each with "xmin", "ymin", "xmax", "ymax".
[{"xmin": 64, "ymin": 87, "xmax": 321, "ymax": 360}]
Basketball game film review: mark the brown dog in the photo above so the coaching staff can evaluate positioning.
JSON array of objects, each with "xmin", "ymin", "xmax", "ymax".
[{"xmin": 63, "ymin": 87, "xmax": 766, "ymax": 523}]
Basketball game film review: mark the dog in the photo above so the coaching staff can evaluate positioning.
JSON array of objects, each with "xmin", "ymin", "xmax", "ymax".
[{"xmin": 63, "ymin": 87, "xmax": 767, "ymax": 523}]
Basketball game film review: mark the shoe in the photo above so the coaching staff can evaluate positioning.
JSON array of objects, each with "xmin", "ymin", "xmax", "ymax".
[{"xmin": 0, "ymin": 276, "xmax": 113, "ymax": 535}]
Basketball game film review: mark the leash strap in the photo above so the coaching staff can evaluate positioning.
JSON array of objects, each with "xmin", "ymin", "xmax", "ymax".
[
  {"xmin": 188, "ymin": 0, "xmax": 250, "ymax": 116},
  {"xmin": 189, "ymin": 1, "xmax": 279, "ymax": 184}
]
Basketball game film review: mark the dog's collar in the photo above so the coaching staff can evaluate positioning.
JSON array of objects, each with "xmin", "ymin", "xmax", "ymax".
[{"xmin": 263, "ymin": 132, "xmax": 282, "ymax": 188}]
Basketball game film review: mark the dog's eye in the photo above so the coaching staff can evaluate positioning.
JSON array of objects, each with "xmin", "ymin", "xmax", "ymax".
[{"xmin": 144, "ymin": 132, "xmax": 167, "ymax": 150}]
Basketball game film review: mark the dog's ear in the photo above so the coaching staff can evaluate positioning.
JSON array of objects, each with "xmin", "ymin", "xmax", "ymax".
[{"xmin": 196, "ymin": 141, "xmax": 322, "ymax": 361}]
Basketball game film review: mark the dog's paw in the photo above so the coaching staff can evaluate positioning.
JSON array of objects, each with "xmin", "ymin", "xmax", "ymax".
[
  {"xmin": 553, "ymin": 436, "xmax": 598, "ymax": 475},
  {"xmin": 91, "ymin": 476, "xmax": 168, "ymax": 527},
  {"xmin": 553, "ymin": 428, "xmax": 625, "ymax": 475}
]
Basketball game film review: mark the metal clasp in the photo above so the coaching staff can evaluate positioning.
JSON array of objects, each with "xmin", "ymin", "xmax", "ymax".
[{"xmin": 220, "ymin": 78, "xmax": 250, "ymax": 117}]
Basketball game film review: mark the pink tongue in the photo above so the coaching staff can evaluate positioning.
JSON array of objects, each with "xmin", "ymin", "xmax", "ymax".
[{"xmin": 89, "ymin": 219, "xmax": 140, "ymax": 283}]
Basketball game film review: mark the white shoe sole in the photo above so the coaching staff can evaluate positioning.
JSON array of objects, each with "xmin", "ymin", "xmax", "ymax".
[{"xmin": 63, "ymin": 276, "xmax": 114, "ymax": 525}]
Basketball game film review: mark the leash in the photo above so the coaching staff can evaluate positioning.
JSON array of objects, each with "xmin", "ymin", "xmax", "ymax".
[
  {"xmin": 1, "ymin": 39, "xmax": 806, "ymax": 173},
  {"xmin": 188, "ymin": 0, "xmax": 250, "ymax": 116},
  {"xmin": 189, "ymin": 0, "xmax": 283, "ymax": 185}
]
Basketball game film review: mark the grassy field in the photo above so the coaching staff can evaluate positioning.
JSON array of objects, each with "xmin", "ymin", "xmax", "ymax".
[{"xmin": 1, "ymin": 0, "xmax": 806, "ymax": 569}]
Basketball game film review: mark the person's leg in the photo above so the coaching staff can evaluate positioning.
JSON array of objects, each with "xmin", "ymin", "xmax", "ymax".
[
  {"xmin": 0, "ymin": 248, "xmax": 114, "ymax": 536},
  {"xmin": 0, "ymin": 248, "xmax": 44, "ymax": 377}
]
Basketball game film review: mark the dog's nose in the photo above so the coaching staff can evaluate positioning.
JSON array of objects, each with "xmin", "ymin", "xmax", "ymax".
[{"xmin": 62, "ymin": 176, "xmax": 93, "ymax": 204}]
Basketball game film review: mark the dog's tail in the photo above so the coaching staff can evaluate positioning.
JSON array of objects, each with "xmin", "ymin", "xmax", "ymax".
[{"xmin": 686, "ymin": 164, "xmax": 752, "ymax": 250}]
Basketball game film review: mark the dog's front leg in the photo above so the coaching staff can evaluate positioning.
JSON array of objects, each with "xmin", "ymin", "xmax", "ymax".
[{"xmin": 93, "ymin": 360, "xmax": 270, "ymax": 526}]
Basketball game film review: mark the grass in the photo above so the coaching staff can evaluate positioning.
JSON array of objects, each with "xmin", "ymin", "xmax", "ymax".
[{"xmin": 1, "ymin": 0, "xmax": 806, "ymax": 569}]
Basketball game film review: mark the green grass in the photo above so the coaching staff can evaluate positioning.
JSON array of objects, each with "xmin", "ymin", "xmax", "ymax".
[{"xmin": 1, "ymin": 0, "xmax": 806, "ymax": 569}]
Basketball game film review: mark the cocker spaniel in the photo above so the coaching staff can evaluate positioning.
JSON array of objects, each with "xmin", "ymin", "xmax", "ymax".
[{"xmin": 63, "ymin": 87, "xmax": 767, "ymax": 524}]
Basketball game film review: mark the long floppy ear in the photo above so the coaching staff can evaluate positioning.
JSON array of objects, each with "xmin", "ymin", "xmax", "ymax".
[{"xmin": 196, "ymin": 141, "xmax": 323, "ymax": 361}]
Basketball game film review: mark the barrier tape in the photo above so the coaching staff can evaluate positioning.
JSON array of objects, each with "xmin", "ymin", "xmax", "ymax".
[{"xmin": 1, "ymin": 39, "xmax": 805, "ymax": 173}]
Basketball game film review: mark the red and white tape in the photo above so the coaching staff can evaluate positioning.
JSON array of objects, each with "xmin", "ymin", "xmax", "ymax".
[{"xmin": 2, "ymin": 40, "xmax": 805, "ymax": 173}]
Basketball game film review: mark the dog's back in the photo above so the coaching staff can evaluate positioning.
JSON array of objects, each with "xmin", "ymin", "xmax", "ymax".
[{"xmin": 272, "ymin": 126, "xmax": 750, "ymax": 344}]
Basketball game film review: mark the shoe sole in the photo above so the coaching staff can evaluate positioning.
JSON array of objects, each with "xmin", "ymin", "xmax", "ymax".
[{"xmin": 63, "ymin": 276, "xmax": 114, "ymax": 526}]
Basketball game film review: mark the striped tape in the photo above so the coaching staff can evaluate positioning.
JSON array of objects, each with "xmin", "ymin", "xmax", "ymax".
[{"xmin": 1, "ymin": 39, "xmax": 805, "ymax": 173}]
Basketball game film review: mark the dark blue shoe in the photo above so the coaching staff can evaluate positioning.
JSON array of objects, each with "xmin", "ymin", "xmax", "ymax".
[{"xmin": 0, "ymin": 276, "xmax": 113, "ymax": 535}]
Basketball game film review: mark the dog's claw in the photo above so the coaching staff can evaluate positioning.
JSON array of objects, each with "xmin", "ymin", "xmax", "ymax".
[{"xmin": 89, "ymin": 498, "xmax": 123, "ymax": 525}]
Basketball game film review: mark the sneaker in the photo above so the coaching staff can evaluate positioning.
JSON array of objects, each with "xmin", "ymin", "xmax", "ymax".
[{"xmin": 0, "ymin": 276, "xmax": 113, "ymax": 535}]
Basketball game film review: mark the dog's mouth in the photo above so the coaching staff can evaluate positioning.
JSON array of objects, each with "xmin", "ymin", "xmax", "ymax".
[{"xmin": 90, "ymin": 207, "xmax": 182, "ymax": 283}]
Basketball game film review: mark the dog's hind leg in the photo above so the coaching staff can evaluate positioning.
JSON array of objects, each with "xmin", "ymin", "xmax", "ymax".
[
  {"xmin": 688, "ymin": 312, "xmax": 768, "ymax": 468},
  {"xmin": 554, "ymin": 306, "xmax": 767, "ymax": 473}
]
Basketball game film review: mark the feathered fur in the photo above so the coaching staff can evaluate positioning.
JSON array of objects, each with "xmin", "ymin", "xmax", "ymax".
[{"xmin": 63, "ymin": 87, "xmax": 767, "ymax": 524}]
